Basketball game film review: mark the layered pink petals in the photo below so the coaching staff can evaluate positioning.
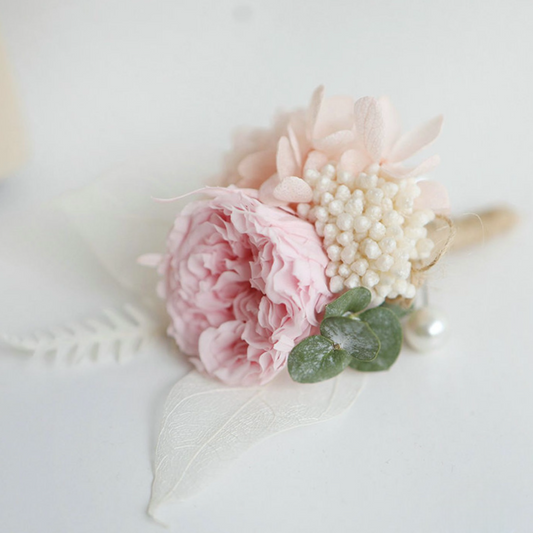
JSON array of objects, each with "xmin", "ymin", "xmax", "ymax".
[
  {"xmin": 156, "ymin": 188, "xmax": 332, "ymax": 386},
  {"xmin": 354, "ymin": 96, "xmax": 385, "ymax": 163},
  {"xmin": 220, "ymin": 87, "xmax": 448, "ymax": 212},
  {"xmin": 387, "ymin": 115, "xmax": 444, "ymax": 163}
]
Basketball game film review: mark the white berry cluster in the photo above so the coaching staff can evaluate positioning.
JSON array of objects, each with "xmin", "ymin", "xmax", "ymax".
[{"xmin": 296, "ymin": 163, "xmax": 436, "ymax": 304}]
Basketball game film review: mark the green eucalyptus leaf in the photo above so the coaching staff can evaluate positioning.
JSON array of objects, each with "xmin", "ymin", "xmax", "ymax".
[
  {"xmin": 288, "ymin": 335, "xmax": 352, "ymax": 384},
  {"xmin": 320, "ymin": 317, "xmax": 380, "ymax": 362},
  {"xmin": 324, "ymin": 287, "xmax": 372, "ymax": 319},
  {"xmin": 350, "ymin": 307, "xmax": 403, "ymax": 372},
  {"xmin": 379, "ymin": 301, "xmax": 414, "ymax": 319}
]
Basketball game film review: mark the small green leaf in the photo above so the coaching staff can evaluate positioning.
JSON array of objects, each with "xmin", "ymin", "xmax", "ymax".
[
  {"xmin": 350, "ymin": 307, "xmax": 403, "ymax": 372},
  {"xmin": 379, "ymin": 301, "xmax": 414, "ymax": 319},
  {"xmin": 324, "ymin": 287, "xmax": 372, "ymax": 318},
  {"xmin": 320, "ymin": 317, "xmax": 380, "ymax": 362},
  {"xmin": 288, "ymin": 335, "xmax": 352, "ymax": 384}
]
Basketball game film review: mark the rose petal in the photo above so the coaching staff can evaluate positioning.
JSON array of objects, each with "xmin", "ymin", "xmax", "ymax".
[
  {"xmin": 354, "ymin": 96, "xmax": 385, "ymax": 163},
  {"xmin": 388, "ymin": 114, "xmax": 443, "ymax": 163}
]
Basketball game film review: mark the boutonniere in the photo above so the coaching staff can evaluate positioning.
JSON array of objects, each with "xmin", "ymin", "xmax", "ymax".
[{"xmin": 2, "ymin": 87, "xmax": 517, "ymax": 525}]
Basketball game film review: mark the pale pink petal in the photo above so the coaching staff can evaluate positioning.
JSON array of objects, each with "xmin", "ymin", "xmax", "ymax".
[
  {"xmin": 288, "ymin": 110, "xmax": 310, "ymax": 154},
  {"xmin": 354, "ymin": 96, "xmax": 385, "ymax": 163},
  {"xmin": 287, "ymin": 125, "xmax": 302, "ymax": 168},
  {"xmin": 379, "ymin": 96, "xmax": 402, "ymax": 156},
  {"xmin": 273, "ymin": 176, "xmax": 313, "ymax": 203},
  {"xmin": 388, "ymin": 114, "xmax": 443, "ymax": 163},
  {"xmin": 303, "ymin": 150, "xmax": 328, "ymax": 173},
  {"xmin": 312, "ymin": 130, "xmax": 355, "ymax": 158},
  {"xmin": 276, "ymin": 136, "xmax": 299, "ymax": 179},
  {"xmin": 237, "ymin": 150, "xmax": 276, "ymax": 188},
  {"xmin": 338, "ymin": 149, "xmax": 371, "ymax": 175},
  {"xmin": 381, "ymin": 155, "xmax": 441, "ymax": 179},
  {"xmin": 313, "ymin": 95, "xmax": 354, "ymax": 139},
  {"xmin": 258, "ymin": 175, "xmax": 285, "ymax": 206},
  {"xmin": 306, "ymin": 85, "xmax": 325, "ymax": 138},
  {"xmin": 415, "ymin": 180, "xmax": 450, "ymax": 215}
]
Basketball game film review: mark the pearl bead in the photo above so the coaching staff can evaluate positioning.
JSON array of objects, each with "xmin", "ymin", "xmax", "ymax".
[
  {"xmin": 381, "ymin": 198, "xmax": 393, "ymax": 211},
  {"xmin": 375, "ymin": 253, "xmax": 394, "ymax": 272},
  {"xmin": 345, "ymin": 198, "xmax": 364, "ymax": 216},
  {"xmin": 409, "ymin": 211, "xmax": 430, "ymax": 227},
  {"xmin": 327, "ymin": 244, "xmax": 342, "ymax": 261},
  {"xmin": 323, "ymin": 163, "xmax": 336, "ymax": 177},
  {"xmin": 313, "ymin": 206, "xmax": 329, "ymax": 222},
  {"xmin": 341, "ymin": 243, "xmax": 358, "ymax": 264},
  {"xmin": 363, "ymin": 239, "xmax": 382, "ymax": 259},
  {"xmin": 362, "ymin": 269, "xmax": 379, "ymax": 288},
  {"xmin": 366, "ymin": 188, "xmax": 384, "ymax": 205},
  {"xmin": 328, "ymin": 199, "xmax": 344, "ymax": 216},
  {"xmin": 321, "ymin": 192, "xmax": 334, "ymax": 205},
  {"xmin": 338, "ymin": 263, "xmax": 351, "ymax": 278},
  {"xmin": 404, "ymin": 307, "xmax": 449, "ymax": 352},
  {"xmin": 330, "ymin": 276, "xmax": 345, "ymax": 293},
  {"xmin": 336, "ymin": 185, "xmax": 351, "ymax": 201},
  {"xmin": 351, "ymin": 258, "xmax": 368, "ymax": 276},
  {"xmin": 353, "ymin": 215, "xmax": 371, "ymax": 233},
  {"xmin": 317, "ymin": 176, "xmax": 331, "ymax": 192},
  {"xmin": 304, "ymin": 169, "xmax": 320, "ymax": 183},
  {"xmin": 325, "ymin": 261, "xmax": 339, "ymax": 277},
  {"xmin": 337, "ymin": 170, "xmax": 353, "ymax": 184},
  {"xmin": 366, "ymin": 205, "xmax": 383, "ymax": 222},
  {"xmin": 369, "ymin": 222, "xmax": 386, "ymax": 240},
  {"xmin": 380, "ymin": 237, "xmax": 397, "ymax": 254},
  {"xmin": 386, "ymin": 225, "xmax": 404, "ymax": 239},
  {"xmin": 336, "ymin": 231, "xmax": 353, "ymax": 246},
  {"xmin": 324, "ymin": 223, "xmax": 338, "ymax": 240},
  {"xmin": 337, "ymin": 213, "xmax": 354, "ymax": 231},
  {"xmin": 404, "ymin": 226, "xmax": 426, "ymax": 240},
  {"xmin": 382, "ymin": 182, "xmax": 399, "ymax": 198},
  {"xmin": 345, "ymin": 273, "xmax": 361, "ymax": 289},
  {"xmin": 382, "ymin": 210, "xmax": 401, "ymax": 227},
  {"xmin": 393, "ymin": 278, "xmax": 407, "ymax": 294},
  {"xmin": 404, "ymin": 283, "xmax": 416, "ymax": 299}
]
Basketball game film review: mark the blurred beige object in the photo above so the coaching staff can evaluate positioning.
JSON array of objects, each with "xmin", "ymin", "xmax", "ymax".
[
  {"xmin": 452, "ymin": 206, "xmax": 520, "ymax": 250},
  {"xmin": 0, "ymin": 38, "xmax": 26, "ymax": 179}
]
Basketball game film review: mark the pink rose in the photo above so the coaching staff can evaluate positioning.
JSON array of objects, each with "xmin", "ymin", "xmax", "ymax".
[{"xmin": 155, "ymin": 188, "xmax": 332, "ymax": 386}]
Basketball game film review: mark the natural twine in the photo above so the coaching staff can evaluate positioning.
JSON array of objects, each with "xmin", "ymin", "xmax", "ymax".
[{"xmin": 386, "ymin": 206, "xmax": 519, "ymax": 308}]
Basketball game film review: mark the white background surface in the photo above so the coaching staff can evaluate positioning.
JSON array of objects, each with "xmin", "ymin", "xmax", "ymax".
[{"xmin": 0, "ymin": 1, "xmax": 532, "ymax": 532}]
